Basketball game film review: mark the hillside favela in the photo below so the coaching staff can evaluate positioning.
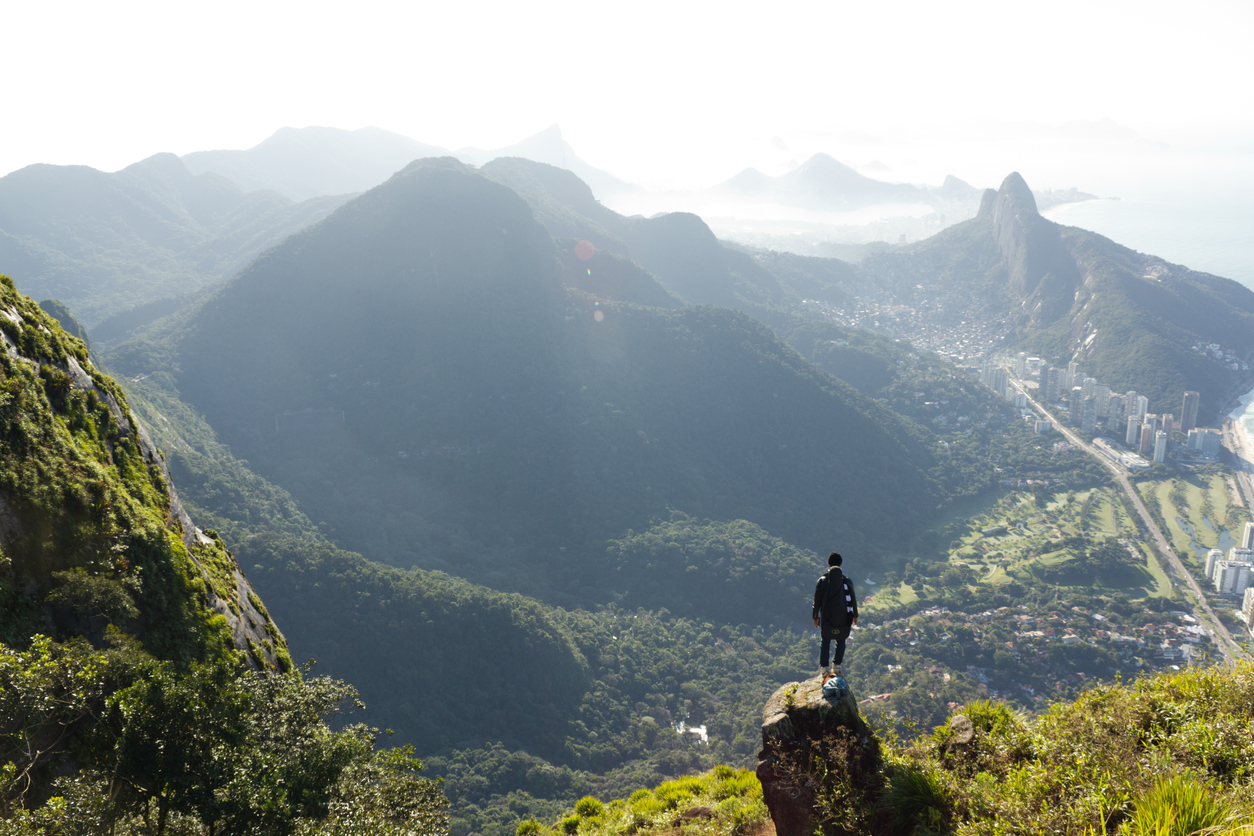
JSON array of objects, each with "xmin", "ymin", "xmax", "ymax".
[{"xmin": 5, "ymin": 4, "xmax": 1254, "ymax": 835}]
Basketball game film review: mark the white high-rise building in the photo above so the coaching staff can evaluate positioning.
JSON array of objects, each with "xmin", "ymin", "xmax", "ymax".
[
  {"xmin": 1154, "ymin": 431, "xmax": 1168, "ymax": 463},
  {"xmin": 1228, "ymin": 547, "xmax": 1254, "ymax": 564},
  {"xmin": 1212, "ymin": 562, "xmax": 1252, "ymax": 595},
  {"xmin": 1136, "ymin": 395, "xmax": 1150, "ymax": 420},
  {"xmin": 1241, "ymin": 522, "xmax": 1254, "ymax": 550},
  {"xmin": 1206, "ymin": 548, "xmax": 1225, "ymax": 577},
  {"xmin": 1162, "ymin": 414, "xmax": 1174, "ymax": 437},
  {"xmin": 1082, "ymin": 377, "xmax": 1097, "ymax": 398},
  {"xmin": 1016, "ymin": 352, "xmax": 1027, "ymax": 376},
  {"xmin": 1127, "ymin": 415, "xmax": 1141, "ymax": 446}
]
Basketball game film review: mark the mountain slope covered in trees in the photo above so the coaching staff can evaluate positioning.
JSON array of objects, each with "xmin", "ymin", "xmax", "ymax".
[
  {"xmin": 0, "ymin": 154, "xmax": 348, "ymax": 326},
  {"xmin": 106, "ymin": 158, "xmax": 944, "ymax": 602}
]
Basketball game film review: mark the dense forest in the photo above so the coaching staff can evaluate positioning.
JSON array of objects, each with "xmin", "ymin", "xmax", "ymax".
[{"xmin": 0, "ymin": 278, "xmax": 445, "ymax": 834}]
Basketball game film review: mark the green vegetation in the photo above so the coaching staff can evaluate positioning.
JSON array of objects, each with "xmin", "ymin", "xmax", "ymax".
[
  {"xmin": 0, "ymin": 274, "xmax": 264, "ymax": 666},
  {"xmin": 1136, "ymin": 473, "xmax": 1251, "ymax": 565},
  {"xmin": 519, "ymin": 664, "xmax": 1254, "ymax": 836},
  {"xmin": 0, "ymin": 636, "xmax": 447, "ymax": 835},
  {"xmin": 605, "ymin": 514, "xmax": 814, "ymax": 624},
  {"xmin": 104, "ymin": 158, "xmax": 944, "ymax": 603},
  {"xmin": 865, "ymin": 663, "xmax": 1254, "ymax": 834},
  {"xmin": 518, "ymin": 766, "xmax": 768, "ymax": 836},
  {"xmin": 0, "ymin": 284, "xmax": 446, "ymax": 833}
]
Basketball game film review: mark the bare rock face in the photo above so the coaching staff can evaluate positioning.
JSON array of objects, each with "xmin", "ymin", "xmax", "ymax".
[{"xmin": 757, "ymin": 676, "xmax": 882, "ymax": 836}]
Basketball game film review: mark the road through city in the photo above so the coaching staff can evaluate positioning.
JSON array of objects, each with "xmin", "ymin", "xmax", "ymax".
[{"xmin": 1009, "ymin": 377, "xmax": 1249, "ymax": 667}]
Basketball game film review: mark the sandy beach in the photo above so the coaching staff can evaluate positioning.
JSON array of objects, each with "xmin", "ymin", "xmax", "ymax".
[
  {"xmin": 1223, "ymin": 380, "xmax": 1254, "ymax": 518},
  {"xmin": 1226, "ymin": 383, "xmax": 1254, "ymax": 470}
]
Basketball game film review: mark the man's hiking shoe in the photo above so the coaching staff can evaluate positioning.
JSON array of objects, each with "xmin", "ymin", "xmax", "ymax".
[{"xmin": 833, "ymin": 665, "xmax": 843, "ymax": 676}]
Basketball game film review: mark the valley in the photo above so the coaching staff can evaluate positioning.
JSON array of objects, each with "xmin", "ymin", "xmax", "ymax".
[{"xmin": 5, "ymin": 139, "xmax": 1254, "ymax": 836}]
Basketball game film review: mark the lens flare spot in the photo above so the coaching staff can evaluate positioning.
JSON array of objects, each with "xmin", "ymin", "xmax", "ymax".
[
  {"xmin": 575, "ymin": 239, "xmax": 595, "ymax": 260},
  {"xmin": 594, "ymin": 309, "xmax": 604, "ymax": 322}
]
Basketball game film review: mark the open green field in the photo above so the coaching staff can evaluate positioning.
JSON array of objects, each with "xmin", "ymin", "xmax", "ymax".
[
  {"xmin": 1136, "ymin": 473, "xmax": 1252, "ymax": 563},
  {"xmin": 866, "ymin": 486, "xmax": 1169, "ymax": 611}
]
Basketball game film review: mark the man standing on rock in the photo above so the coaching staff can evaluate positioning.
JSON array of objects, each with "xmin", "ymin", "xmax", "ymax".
[{"xmin": 812, "ymin": 552, "xmax": 857, "ymax": 678}]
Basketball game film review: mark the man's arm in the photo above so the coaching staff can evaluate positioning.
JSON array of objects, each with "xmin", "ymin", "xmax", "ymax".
[
  {"xmin": 812, "ymin": 577, "xmax": 825, "ymax": 626},
  {"xmin": 846, "ymin": 577, "xmax": 859, "ymax": 626}
]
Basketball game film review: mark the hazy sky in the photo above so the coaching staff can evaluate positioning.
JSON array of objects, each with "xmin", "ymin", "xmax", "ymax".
[{"xmin": 4, "ymin": 0, "xmax": 1252, "ymax": 190}]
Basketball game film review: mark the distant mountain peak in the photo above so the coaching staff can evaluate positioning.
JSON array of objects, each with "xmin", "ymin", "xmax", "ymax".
[
  {"xmin": 997, "ymin": 171, "xmax": 1039, "ymax": 216},
  {"xmin": 723, "ymin": 167, "xmax": 772, "ymax": 194},
  {"xmin": 793, "ymin": 152, "xmax": 861, "ymax": 178}
]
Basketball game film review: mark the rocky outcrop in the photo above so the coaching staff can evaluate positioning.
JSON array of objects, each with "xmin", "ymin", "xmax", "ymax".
[
  {"xmin": 757, "ymin": 676, "xmax": 882, "ymax": 836},
  {"xmin": 979, "ymin": 172, "xmax": 1082, "ymax": 326}
]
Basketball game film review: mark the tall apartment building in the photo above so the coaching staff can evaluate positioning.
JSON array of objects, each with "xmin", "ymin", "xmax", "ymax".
[
  {"xmin": 1181, "ymin": 391, "xmax": 1200, "ymax": 433},
  {"xmin": 1213, "ymin": 561, "xmax": 1253, "ymax": 596},
  {"xmin": 1162, "ymin": 414, "xmax": 1174, "ymax": 437},
  {"xmin": 1069, "ymin": 387, "xmax": 1084, "ymax": 427},
  {"xmin": 1243, "ymin": 522, "xmax": 1254, "ymax": 551},
  {"xmin": 1082, "ymin": 377, "xmax": 1097, "ymax": 399},
  {"xmin": 1220, "ymin": 547, "xmax": 1254, "ymax": 596},
  {"xmin": 1044, "ymin": 367, "xmax": 1061, "ymax": 402},
  {"xmin": 1094, "ymin": 384, "xmax": 1111, "ymax": 417},
  {"xmin": 1082, "ymin": 397, "xmax": 1099, "ymax": 432},
  {"xmin": 1136, "ymin": 395, "xmax": 1150, "ymax": 420},
  {"xmin": 1127, "ymin": 415, "xmax": 1142, "ymax": 446},
  {"xmin": 1016, "ymin": 352, "xmax": 1027, "ymax": 376},
  {"xmin": 1244, "ymin": 588, "xmax": 1254, "ymax": 629},
  {"xmin": 1107, "ymin": 394, "xmax": 1124, "ymax": 430},
  {"xmin": 991, "ymin": 368, "xmax": 1009, "ymax": 397},
  {"xmin": 1154, "ymin": 431, "xmax": 1168, "ymax": 463},
  {"xmin": 1187, "ymin": 428, "xmax": 1223, "ymax": 455},
  {"xmin": 1206, "ymin": 548, "xmax": 1225, "ymax": 577},
  {"xmin": 1139, "ymin": 417, "xmax": 1159, "ymax": 457},
  {"xmin": 1124, "ymin": 391, "xmax": 1140, "ymax": 420}
]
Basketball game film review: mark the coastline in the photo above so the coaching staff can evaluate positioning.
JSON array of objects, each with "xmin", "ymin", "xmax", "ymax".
[{"xmin": 1223, "ymin": 379, "xmax": 1254, "ymax": 517}]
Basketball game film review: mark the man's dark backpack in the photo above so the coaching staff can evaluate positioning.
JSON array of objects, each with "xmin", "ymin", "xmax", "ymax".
[{"xmin": 821, "ymin": 568, "xmax": 849, "ymax": 631}]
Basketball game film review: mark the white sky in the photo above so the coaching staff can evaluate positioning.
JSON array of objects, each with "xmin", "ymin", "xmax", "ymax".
[{"xmin": 4, "ymin": 0, "xmax": 1252, "ymax": 191}]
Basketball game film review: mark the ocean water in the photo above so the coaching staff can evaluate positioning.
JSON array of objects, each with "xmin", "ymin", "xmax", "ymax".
[
  {"xmin": 1229, "ymin": 387, "xmax": 1254, "ymax": 452},
  {"xmin": 1043, "ymin": 186, "xmax": 1254, "ymax": 290}
]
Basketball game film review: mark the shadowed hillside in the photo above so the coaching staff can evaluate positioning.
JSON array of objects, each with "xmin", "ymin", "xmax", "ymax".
[{"xmin": 107, "ymin": 157, "xmax": 942, "ymax": 604}]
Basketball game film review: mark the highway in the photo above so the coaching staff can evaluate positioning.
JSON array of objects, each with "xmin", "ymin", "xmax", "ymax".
[{"xmin": 1008, "ymin": 377, "xmax": 1249, "ymax": 667}]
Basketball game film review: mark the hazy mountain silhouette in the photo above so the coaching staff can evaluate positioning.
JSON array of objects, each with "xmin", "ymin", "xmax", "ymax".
[
  {"xmin": 0, "ymin": 153, "xmax": 346, "ymax": 325},
  {"xmin": 456, "ymin": 125, "xmax": 634, "ymax": 199},
  {"xmin": 183, "ymin": 126, "xmax": 449, "ymax": 201},
  {"xmin": 183, "ymin": 124, "xmax": 634, "ymax": 203}
]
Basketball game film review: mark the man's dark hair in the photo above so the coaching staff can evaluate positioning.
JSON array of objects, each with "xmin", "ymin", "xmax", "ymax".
[{"xmin": 828, "ymin": 552, "xmax": 842, "ymax": 567}]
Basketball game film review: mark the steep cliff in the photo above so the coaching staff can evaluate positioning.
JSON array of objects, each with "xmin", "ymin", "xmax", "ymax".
[
  {"xmin": 978, "ymin": 172, "xmax": 1082, "ymax": 325},
  {"xmin": 0, "ymin": 275, "xmax": 286, "ymax": 668}
]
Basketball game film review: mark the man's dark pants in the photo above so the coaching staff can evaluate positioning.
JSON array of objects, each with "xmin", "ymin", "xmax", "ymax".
[{"xmin": 820, "ymin": 623, "xmax": 852, "ymax": 668}]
